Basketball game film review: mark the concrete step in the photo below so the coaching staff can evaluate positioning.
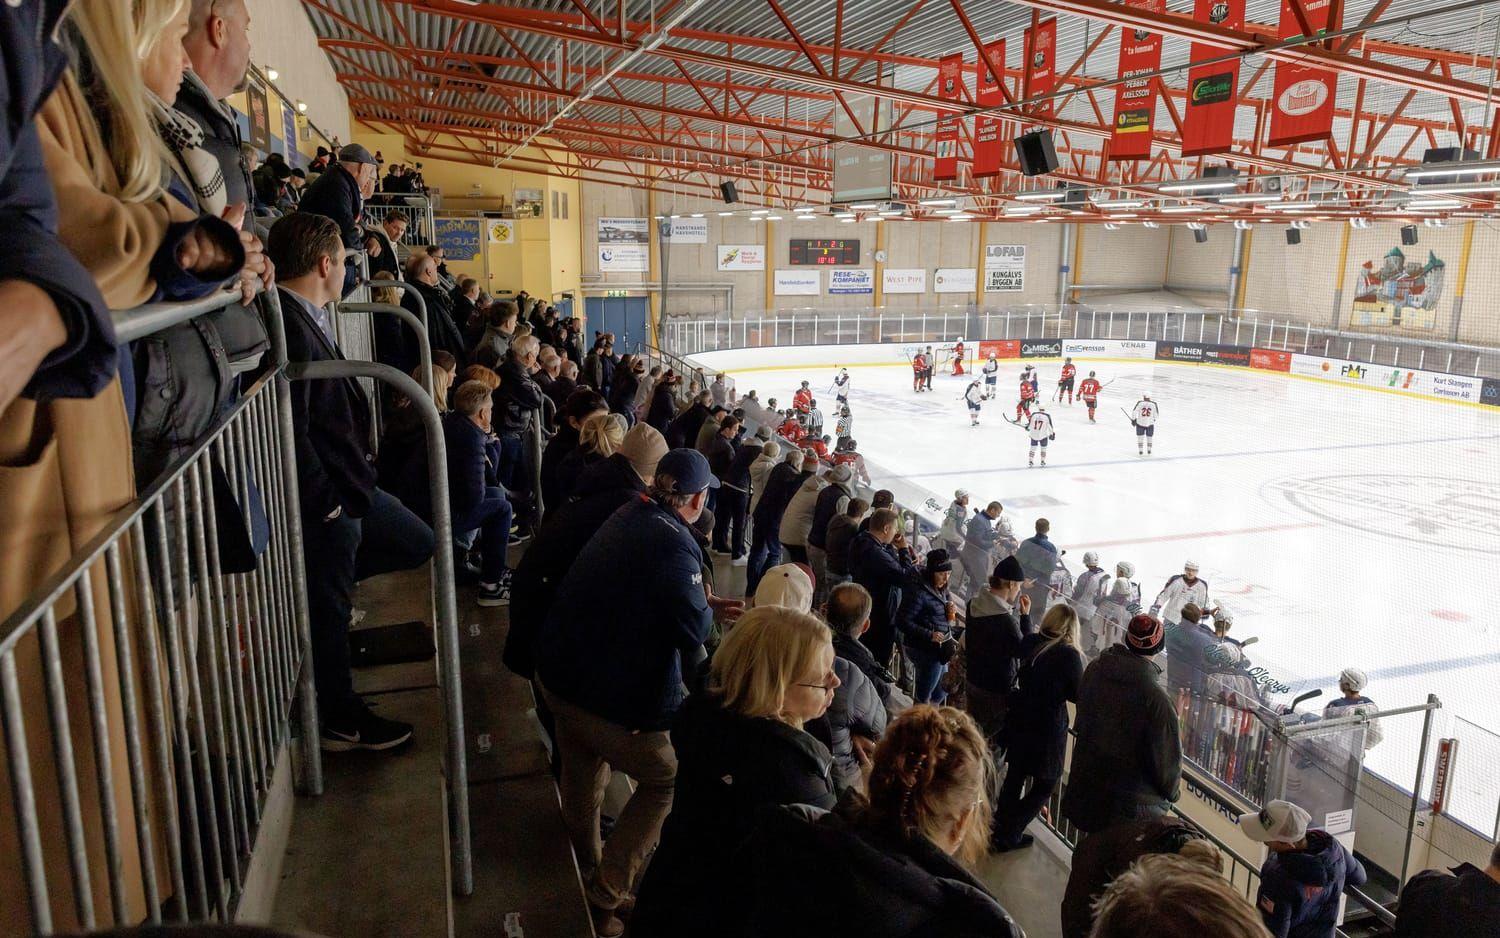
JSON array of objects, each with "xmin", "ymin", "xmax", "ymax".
[
  {"xmin": 451, "ymin": 578, "xmax": 593, "ymax": 938},
  {"xmin": 271, "ymin": 684, "xmax": 453, "ymax": 938}
]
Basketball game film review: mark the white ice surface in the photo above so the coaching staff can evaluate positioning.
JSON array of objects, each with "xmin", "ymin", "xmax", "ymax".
[{"xmin": 725, "ymin": 359, "xmax": 1500, "ymax": 827}]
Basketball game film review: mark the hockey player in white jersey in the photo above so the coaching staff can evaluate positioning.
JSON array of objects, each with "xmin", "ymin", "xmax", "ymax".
[
  {"xmin": 981, "ymin": 353, "xmax": 999, "ymax": 399},
  {"xmin": 1071, "ymin": 551, "xmax": 1112, "ymax": 652},
  {"xmin": 1150, "ymin": 560, "xmax": 1209, "ymax": 627},
  {"xmin": 964, "ymin": 380, "xmax": 984, "ymax": 426},
  {"xmin": 1027, "ymin": 405, "xmax": 1055, "ymax": 466},
  {"xmin": 832, "ymin": 367, "xmax": 851, "ymax": 406},
  {"xmin": 1130, "ymin": 394, "xmax": 1159, "ymax": 455},
  {"xmin": 1095, "ymin": 561, "xmax": 1142, "ymax": 649}
]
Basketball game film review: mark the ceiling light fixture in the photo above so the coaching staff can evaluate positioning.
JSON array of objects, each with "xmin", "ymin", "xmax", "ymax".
[
  {"xmin": 1216, "ymin": 193, "xmax": 1282, "ymax": 204},
  {"xmin": 1014, "ymin": 191, "xmax": 1065, "ymax": 202},
  {"xmin": 794, "ymin": 206, "xmax": 816, "ymax": 213},
  {"xmin": 1158, "ymin": 206, "xmax": 1202, "ymax": 214},
  {"xmin": 1408, "ymin": 181, "xmax": 1500, "ymax": 195},
  {"xmin": 1093, "ymin": 199, "xmax": 1145, "ymax": 209},
  {"xmin": 751, "ymin": 209, "xmax": 770, "ymax": 215},
  {"xmin": 919, "ymin": 197, "xmax": 958, "ymax": 206},
  {"xmin": 1405, "ymin": 159, "xmax": 1500, "ymax": 180},
  {"xmin": 849, "ymin": 202, "xmax": 880, "ymax": 210},
  {"xmin": 1158, "ymin": 178, "xmax": 1240, "ymax": 193},
  {"xmin": 717, "ymin": 211, "xmax": 734, "ymax": 216}
]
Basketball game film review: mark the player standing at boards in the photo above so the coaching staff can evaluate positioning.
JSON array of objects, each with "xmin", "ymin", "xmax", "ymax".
[
  {"xmin": 834, "ymin": 405, "xmax": 853, "ymax": 449},
  {"xmin": 982, "ymin": 352, "xmax": 999, "ymax": 398},
  {"xmin": 1078, "ymin": 371, "xmax": 1103, "ymax": 423},
  {"xmin": 832, "ymin": 367, "xmax": 851, "ymax": 406},
  {"xmin": 924, "ymin": 346, "xmax": 936, "ymax": 391},
  {"xmin": 1015, "ymin": 371, "xmax": 1038, "ymax": 422},
  {"xmin": 964, "ymin": 380, "xmax": 984, "ymax": 426},
  {"xmin": 911, "ymin": 350, "xmax": 927, "ymax": 393},
  {"xmin": 1027, "ymin": 406, "xmax": 1055, "ymax": 467},
  {"xmin": 951, "ymin": 338, "xmax": 967, "ymax": 376},
  {"xmin": 1055, "ymin": 357, "xmax": 1077, "ymax": 404},
  {"xmin": 1129, "ymin": 394, "xmax": 1158, "ymax": 455}
]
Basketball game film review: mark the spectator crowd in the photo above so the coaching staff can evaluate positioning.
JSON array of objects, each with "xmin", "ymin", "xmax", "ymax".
[{"xmin": 3, "ymin": 1, "xmax": 1496, "ymax": 936}]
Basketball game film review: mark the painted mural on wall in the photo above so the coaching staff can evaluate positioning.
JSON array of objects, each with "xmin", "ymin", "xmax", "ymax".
[{"xmin": 1349, "ymin": 245, "xmax": 1446, "ymax": 331}]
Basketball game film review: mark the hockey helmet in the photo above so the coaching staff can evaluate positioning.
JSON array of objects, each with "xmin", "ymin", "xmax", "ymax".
[
  {"xmin": 800, "ymin": 380, "xmax": 810, "ymax": 388},
  {"xmin": 846, "ymin": 438, "xmax": 858, "ymax": 449},
  {"xmin": 1082, "ymin": 551, "xmax": 1100, "ymax": 565},
  {"xmin": 1089, "ymin": 370, "xmax": 1096, "ymax": 377},
  {"xmin": 1065, "ymin": 356, "xmax": 1073, "ymax": 363},
  {"xmin": 840, "ymin": 405, "xmax": 850, "ymax": 416},
  {"xmin": 988, "ymin": 352, "xmax": 997, "ymax": 359}
]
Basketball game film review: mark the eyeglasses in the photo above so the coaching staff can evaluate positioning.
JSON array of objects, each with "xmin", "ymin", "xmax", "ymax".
[{"xmin": 795, "ymin": 682, "xmax": 837, "ymax": 693}]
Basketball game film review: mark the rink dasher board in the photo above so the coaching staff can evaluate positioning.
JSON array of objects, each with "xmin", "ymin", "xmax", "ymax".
[{"xmin": 686, "ymin": 340, "xmax": 1500, "ymax": 410}]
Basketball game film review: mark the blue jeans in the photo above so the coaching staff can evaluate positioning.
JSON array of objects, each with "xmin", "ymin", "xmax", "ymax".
[
  {"xmin": 911, "ymin": 655, "xmax": 948, "ymax": 704},
  {"xmin": 746, "ymin": 522, "xmax": 782, "ymax": 595},
  {"xmin": 453, "ymin": 486, "xmax": 513, "ymax": 582}
]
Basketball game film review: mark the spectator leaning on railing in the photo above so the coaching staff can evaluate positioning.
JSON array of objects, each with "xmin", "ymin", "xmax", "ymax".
[
  {"xmin": 848, "ymin": 507, "xmax": 920, "ymax": 670},
  {"xmin": 268, "ymin": 211, "xmax": 434, "ymax": 752},
  {"xmin": 1239, "ymin": 800, "xmax": 1367, "ymax": 938},
  {"xmin": 297, "ymin": 143, "xmax": 378, "ymax": 295}
]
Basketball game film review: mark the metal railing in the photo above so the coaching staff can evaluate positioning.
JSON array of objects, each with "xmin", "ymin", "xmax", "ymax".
[
  {"xmin": 366, "ymin": 194, "xmax": 437, "ymax": 246},
  {"xmin": 1, "ymin": 281, "xmax": 474, "ymax": 933},
  {"xmin": 2, "ymin": 289, "xmax": 318, "ymax": 932},
  {"xmin": 664, "ymin": 305, "xmax": 1500, "ymax": 379}
]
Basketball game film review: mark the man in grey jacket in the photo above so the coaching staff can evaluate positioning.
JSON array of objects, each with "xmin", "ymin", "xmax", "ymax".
[{"xmin": 823, "ymin": 583, "xmax": 894, "ymax": 791}]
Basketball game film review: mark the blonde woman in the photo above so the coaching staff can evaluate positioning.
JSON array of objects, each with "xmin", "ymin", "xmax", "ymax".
[
  {"xmin": 1089, "ymin": 854, "xmax": 1272, "ymax": 938},
  {"xmin": 630, "ymin": 606, "xmax": 838, "ymax": 936},
  {"xmin": 41, "ymin": 0, "xmax": 266, "ymax": 311},
  {"xmin": 729, "ymin": 706, "xmax": 1023, "ymax": 937},
  {"xmin": 555, "ymin": 411, "xmax": 626, "ymax": 500},
  {"xmin": 993, "ymin": 603, "xmax": 1085, "ymax": 851}
]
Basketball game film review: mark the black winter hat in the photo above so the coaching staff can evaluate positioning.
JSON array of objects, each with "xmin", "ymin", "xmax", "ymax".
[
  {"xmin": 926, "ymin": 549, "xmax": 953, "ymax": 573},
  {"xmin": 992, "ymin": 555, "xmax": 1025, "ymax": 582}
]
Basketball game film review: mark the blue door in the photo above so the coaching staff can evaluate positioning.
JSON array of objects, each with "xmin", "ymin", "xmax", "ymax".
[{"xmin": 584, "ymin": 296, "xmax": 650, "ymax": 352}]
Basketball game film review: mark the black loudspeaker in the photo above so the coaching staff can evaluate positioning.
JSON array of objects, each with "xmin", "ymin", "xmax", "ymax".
[
  {"xmin": 719, "ymin": 181, "xmax": 739, "ymax": 204},
  {"xmin": 1401, "ymin": 224, "xmax": 1418, "ymax": 246},
  {"xmin": 1286, "ymin": 229, "xmax": 1301, "ymax": 246},
  {"xmin": 1193, "ymin": 228, "xmax": 1209, "ymax": 244},
  {"xmin": 1416, "ymin": 147, "xmax": 1479, "ymax": 186},
  {"xmin": 1013, "ymin": 129, "xmax": 1059, "ymax": 177}
]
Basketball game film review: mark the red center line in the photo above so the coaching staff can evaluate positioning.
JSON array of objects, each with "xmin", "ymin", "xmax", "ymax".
[{"xmin": 1073, "ymin": 521, "xmax": 1323, "ymax": 549}]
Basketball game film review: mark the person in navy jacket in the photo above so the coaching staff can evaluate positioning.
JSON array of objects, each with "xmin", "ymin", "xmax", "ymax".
[
  {"xmin": 897, "ymin": 549, "xmax": 960, "ymax": 704},
  {"xmin": 444, "ymin": 380, "xmax": 515, "ymax": 607},
  {"xmin": 535, "ymin": 449, "xmax": 743, "ymax": 932},
  {"xmin": 1, "ymin": 0, "xmax": 116, "ymax": 409},
  {"xmin": 849, "ymin": 507, "xmax": 920, "ymax": 669},
  {"xmin": 1240, "ymin": 800, "xmax": 1367, "ymax": 938},
  {"xmin": 268, "ymin": 213, "xmax": 434, "ymax": 753}
]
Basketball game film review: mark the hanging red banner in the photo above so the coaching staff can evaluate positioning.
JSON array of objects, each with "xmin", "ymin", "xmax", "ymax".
[
  {"xmin": 1180, "ymin": 0, "xmax": 1244, "ymax": 156},
  {"xmin": 1024, "ymin": 18, "xmax": 1057, "ymax": 120},
  {"xmin": 1108, "ymin": 0, "xmax": 1166, "ymax": 161},
  {"xmin": 934, "ymin": 52, "xmax": 964, "ymax": 181},
  {"xmin": 1267, "ymin": 0, "xmax": 1341, "ymax": 147},
  {"xmin": 973, "ymin": 40, "xmax": 1007, "ymax": 178}
]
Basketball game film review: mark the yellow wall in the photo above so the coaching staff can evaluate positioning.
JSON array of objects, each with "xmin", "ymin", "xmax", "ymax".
[{"xmin": 354, "ymin": 123, "xmax": 582, "ymax": 302}]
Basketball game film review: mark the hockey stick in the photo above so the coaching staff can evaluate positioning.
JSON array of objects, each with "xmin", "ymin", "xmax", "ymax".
[{"xmin": 1120, "ymin": 406, "xmax": 1137, "ymax": 426}]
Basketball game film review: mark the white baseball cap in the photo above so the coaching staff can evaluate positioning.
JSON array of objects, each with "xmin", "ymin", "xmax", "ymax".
[
  {"xmin": 1238, "ymin": 800, "xmax": 1310, "ymax": 844},
  {"xmin": 753, "ymin": 564, "xmax": 814, "ymax": 613}
]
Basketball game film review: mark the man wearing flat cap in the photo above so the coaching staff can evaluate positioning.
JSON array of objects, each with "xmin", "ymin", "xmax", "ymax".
[{"xmin": 298, "ymin": 142, "xmax": 379, "ymax": 294}]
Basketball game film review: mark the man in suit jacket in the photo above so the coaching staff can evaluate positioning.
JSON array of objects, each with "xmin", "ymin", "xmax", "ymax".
[{"xmin": 267, "ymin": 213, "xmax": 434, "ymax": 752}]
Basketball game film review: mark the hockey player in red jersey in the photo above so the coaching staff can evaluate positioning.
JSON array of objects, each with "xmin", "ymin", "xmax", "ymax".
[
  {"xmin": 1078, "ymin": 371, "xmax": 1103, "ymax": 422},
  {"xmin": 1016, "ymin": 374, "xmax": 1037, "ymax": 422},
  {"xmin": 832, "ymin": 438, "xmax": 872, "ymax": 486},
  {"xmin": 951, "ymin": 339, "xmax": 967, "ymax": 376},
  {"xmin": 912, "ymin": 351, "xmax": 927, "ymax": 392},
  {"xmin": 793, "ymin": 381, "xmax": 814, "ymax": 414},
  {"xmin": 807, "ymin": 434, "xmax": 831, "ymax": 460},
  {"xmin": 779, "ymin": 412, "xmax": 806, "ymax": 443},
  {"xmin": 1056, "ymin": 357, "xmax": 1077, "ymax": 404}
]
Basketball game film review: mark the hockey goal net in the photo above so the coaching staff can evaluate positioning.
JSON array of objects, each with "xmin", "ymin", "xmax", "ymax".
[{"xmin": 935, "ymin": 343, "xmax": 977, "ymax": 376}]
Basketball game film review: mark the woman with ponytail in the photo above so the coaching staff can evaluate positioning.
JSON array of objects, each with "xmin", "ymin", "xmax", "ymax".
[
  {"xmin": 730, "ymin": 705, "xmax": 1023, "ymax": 938},
  {"xmin": 628, "ymin": 606, "xmax": 839, "ymax": 938},
  {"xmin": 992, "ymin": 603, "xmax": 1085, "ymax": 851}
]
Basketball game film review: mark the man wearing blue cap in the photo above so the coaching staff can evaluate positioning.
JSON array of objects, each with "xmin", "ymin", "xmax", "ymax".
[{"xmin": 535, "ymin": 448, "xmax": 743, "ymax": 936}]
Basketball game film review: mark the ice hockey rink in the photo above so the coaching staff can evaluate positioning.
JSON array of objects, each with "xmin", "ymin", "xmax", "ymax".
[{"xmin": 720, "ymin": 356, "xmax": 1500, "ymax": 816}]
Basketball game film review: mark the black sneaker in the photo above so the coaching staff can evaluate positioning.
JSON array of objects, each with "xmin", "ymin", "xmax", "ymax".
[
  {"xmin": 320, "ymin": 705, "xmax": 413, "ymax": 752},
  {"xmin": 477, "ymin": 581, "xmax": 510, "ymax": 607}
]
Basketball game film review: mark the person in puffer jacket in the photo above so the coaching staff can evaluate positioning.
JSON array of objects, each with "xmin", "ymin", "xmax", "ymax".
[
  {"xmin": 1240, "ymin": 800, "xmax": 1367, "ymax": 938},
  {"xmin": 779, "ymin": 467, "xmax": 827, "ymax": 564},
  {"xmin": 819, "ymin": 582, "xmax": 891, "ymax": 791}
]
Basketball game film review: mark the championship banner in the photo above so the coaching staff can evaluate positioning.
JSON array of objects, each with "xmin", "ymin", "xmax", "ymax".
[
  {"xmin": 1181, "ymin": 0, "xmax": 1244, "ymax": 156},
  {"xmin": 973, "ymin": 40, "xmax": 1007, "ymax": 178},
  {"xmin": 934, "ymin": 53, "xmax": 964, "ymax": 182},
  {"xmin": 1108, "ymin": 0, "xmax": 1166, "ymax": 161},
  {"xmin": 1024, "ymin": 19, "xmax": 1057, "ymax": 120},
  {"xmin": 1266, "ymin": 0, "xmax": 1340, "ymax": 147}
]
